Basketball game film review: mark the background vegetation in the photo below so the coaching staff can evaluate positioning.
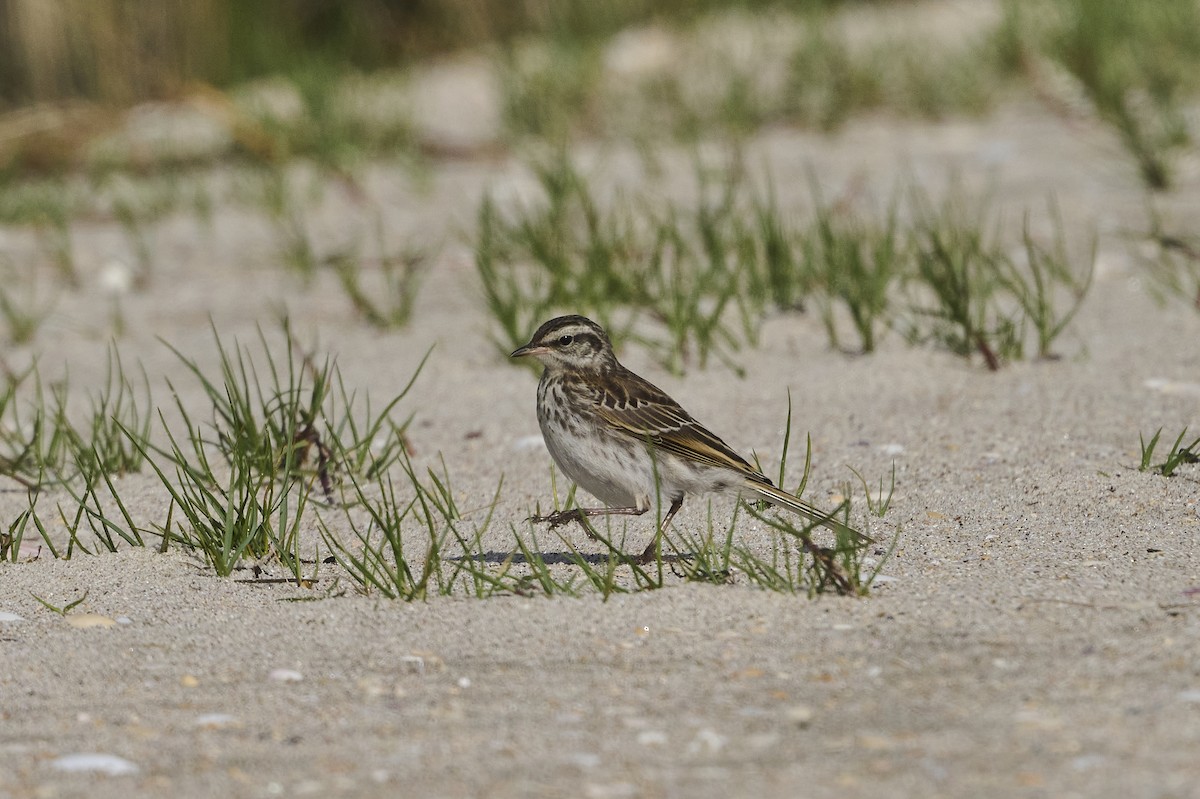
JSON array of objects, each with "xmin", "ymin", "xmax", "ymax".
[
  {"xmin": 0, "ymin": 0, "xmax": 834, "ymax": 105},
  {"xmin": 0, "ymin": 0, "xmax": 1196, "ymax": 597}
]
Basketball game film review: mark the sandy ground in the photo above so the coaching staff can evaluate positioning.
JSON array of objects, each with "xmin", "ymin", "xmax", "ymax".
[{"xmin": 2, "ymin": 90, "xmax": 1200, "ymax": 799}]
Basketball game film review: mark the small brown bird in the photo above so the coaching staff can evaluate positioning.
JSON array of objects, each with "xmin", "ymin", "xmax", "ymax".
[{"xmin": 512, "ymin": 315, "xmax": 861, "ymax": 564}]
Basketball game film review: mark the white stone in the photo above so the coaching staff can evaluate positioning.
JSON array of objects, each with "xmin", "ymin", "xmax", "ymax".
[{"xmin": 50, "ymin": 753, "xmax": 139, "ymax": 776}]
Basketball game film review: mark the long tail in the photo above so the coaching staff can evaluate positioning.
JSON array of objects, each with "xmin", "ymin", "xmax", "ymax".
[{"xmin": 745, "ymin": 480, "xmax": 871, "ymax": 545}]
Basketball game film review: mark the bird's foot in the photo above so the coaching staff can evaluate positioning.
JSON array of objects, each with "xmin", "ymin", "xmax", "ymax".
[
  {"xmin": 527, "ymin": 508, "xmax": 581, "ymax": 529},
  {"xmin": 527, "ymin": 508, "xmax": 602, "ymax": 539},
  {"xmin": 631, "ymin": 539, "xmax": 658, "ymax": 566}
]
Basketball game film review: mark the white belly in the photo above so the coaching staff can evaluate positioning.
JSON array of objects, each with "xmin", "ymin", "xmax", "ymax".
[{"xmin": 536, "ymin": 376, "xmax": 712, "ymax": 510}]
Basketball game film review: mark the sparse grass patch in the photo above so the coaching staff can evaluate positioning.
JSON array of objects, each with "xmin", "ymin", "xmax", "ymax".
[
  {"xmin": 480, "ymin": 157, "xmax": 1094, "ymax": 371},
  {"xmin": 84, "ymin": 167, "xmax": 215, "ymax": 288},
  {"xmin": 781, "ymin": 21, "xmax": 882, "ymax": 132},
  {"xmin": 503, "ymin": 526, "xmax": 585, "ymax": 597},
  {"xmin": 476, "ymin": 155, "xmax": 638, "ymax": 356},
  {"xmin": 1027, "ymin": 0, "xmax": 1200, "ymax": 190},
  {"xmin": 232, "ymin": 66, "xmax": 417, "ymax": 169},
  {"xmin": 740, "ymin": 397, "xmax": 886, "ymax": 596},
  {"xmin": 499, "ymin": 40, "xmax": 601, "ymax": 142},
  {"xmin": 140, "ymin": 434, "xmax": 311, "ymax": 577},
  {"xmin": 736, "ymin": 504, "xmax": 860, "ymax": 596},
  {"xmin": 243, "ymin": 167, "xmax": 322, "ymax": 282},
  {"xmin": 0, "ymin": 494, "xmax": 39, "ymax": 561},
  {"xmin": 235, "ymin": 166, "xmax": 427, "ymax": 324},
  {"xmin": 904, "ymin": 186, "xmax": 1022, "ymax": 369},
  {"xmin": 319, "ymin": 465, "xmax": 441, "ymax": 600},
  {"xmin": 55, "ymin": 460, "xmax": 146, "ymax": 556},
  {"xmin": 780, "ymin": 17, "xmax": 1007, "ymax": 132},
  {"xmin": 161, "ymin": 323, "xmax": 416, "ymax": 485},
  {"xmin": 802, "ymin": 179, "xmax": 904, "ymax": 353},
  {"xmin": 0, "ymin": 371, "xmax": 75, "ymax": 490},
  {"xmin": 903, "ymin": 186, "xmax": 1094, "ymax": 368},
  {"xmin": 668, "ymin": 501, "xmax": 737, "ymax": 586},
  {"xmin": 70, "ymin": 347, "xmax": 153, "ymax": 482},
  {"xmin": 850, "ymin": 461, "xmax": 897, "ymax": 519},
  {"xmin": 1000, "ymin": 204, "xmax": 1094, "ymax": 360},
  {"xmin": 1141, "ymin": 212, "xmax": 1200, "ymax": 312},
  {"xmin": 0, "ymin": 168, "xmax": 217, "ymax": 336},
  {"xmin": 1139, "ymin": 427, "xmax": 1200, "ymax": 477},
  {"xmin": 30, "ymin": 590, "xmax": 89, "ymax": 616},
  {"xmin": 0, "ymin": 176, "xmax": 79, "ymax": 287},
  {"xmin": 331, "ymin": 215, "xmax": 426, "ymax": 330},
  {"xmin": 477, "ymin": 154, "xmax": 800, "ymax": 373},
  {"xmin": 0, "ymin": 350, "xmax": 150, "ymax": 554},
  {"xmin": 0, "ymin": 349, "xmax": 152, "ymax": 494},
  {"xmin": 318, "ymin": 449, "xmax": 512, "ymax": 600},
  {"xmin": 128, "ymin": 322, "xmax": 424, "ymax": 576},
  {"xmin": 0, "ymin": 260, "xmax": 55, "ymax": 345},
  {"xmin": 499, "ymin": 6, "xmax": 1013, "ymax": 144}
]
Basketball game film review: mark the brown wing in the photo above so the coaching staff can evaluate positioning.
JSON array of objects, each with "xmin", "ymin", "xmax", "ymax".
[{"xmin": 590, "ymin": 367, "xmax": 772, "ymax": 486}]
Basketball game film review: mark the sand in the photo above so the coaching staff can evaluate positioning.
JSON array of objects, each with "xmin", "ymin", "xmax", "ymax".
[{"xmin": 2, "ymin": 94, "xmax": 1200, "ymax": 799}]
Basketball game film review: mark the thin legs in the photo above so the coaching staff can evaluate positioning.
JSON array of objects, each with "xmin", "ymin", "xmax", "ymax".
[
  {"xmin": 634, "ymin": 497, "xmax": 683, "ymax": 565},
  {"xmin": 528, "ymin": 505, "xmax": 648, "ymax": 539},
  {"xmin": 528, "ymin": 497, "xmax": 684, "ymax": 564}
]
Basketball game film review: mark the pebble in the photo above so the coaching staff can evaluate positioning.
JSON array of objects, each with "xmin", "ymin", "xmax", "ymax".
[
  {"xmin": 50, "ymin": 753, "xmax": 139, "ymax": 776},
  {"xmin": 99, "ymin": 258, "xmax": 133, "ymax": 295},
  {"xmin": 268, "ymin": 669, "xmax": 303, "ymax": 683},
  {"xmin": 195, "ymin": 713, "xmax": 239, "ymax": 729},
  {"xmin": 584, "ymin": 782, "xmax": 637, "ymax": 799},
  {"xmin": 1071, "ymin": 753, "xmax": 1107, "ymax": 771},
  {"xmin": 568, "ymin": 752, "xmax": 601, "ymax": 769},
  {"xmin": 746, "ymin": 732, "xmax": 780, "ymax": 750},
  {"xmin": 688, "ymin": 728, "xmax": 726, "ymax": 755},
  {"xmin": 0, "ymin": 611, "xmax": 24, "ymax": 623},
  {"xmin": 399, "ymin": 655, "xmax": 425, "ymax": 675},
  {"xmin": 1144, "ymin": 378, "xmax": 1200, "ymax": 397}
]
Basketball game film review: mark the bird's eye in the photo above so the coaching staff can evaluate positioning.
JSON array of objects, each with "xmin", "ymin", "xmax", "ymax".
[{"xmin": 557, "ymin": 335, "xmax": 574, "ymax": 346}]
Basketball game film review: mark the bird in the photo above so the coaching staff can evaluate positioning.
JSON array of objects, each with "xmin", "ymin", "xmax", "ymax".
[{"xmin": 511, "ymin": 314, "xmax": 864, "ymax": 566}]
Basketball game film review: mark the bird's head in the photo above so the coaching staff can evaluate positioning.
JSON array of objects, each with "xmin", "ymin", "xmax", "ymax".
[{"xmin": 511, "ymin": 315, "xmax": 616, "ymax": 372}]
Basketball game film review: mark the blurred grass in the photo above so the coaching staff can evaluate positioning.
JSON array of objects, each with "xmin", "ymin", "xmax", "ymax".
[
  {"xmin": 0, "ymin": 0, "xmax": 835, "ymax": 106},
  {"xmin": 0, "ymin": 0, "xmax": 1198, "ymax": 192},
  {"xmin": 1041, "ymin": 0, "xmax": 1200, "ymax": 189}
]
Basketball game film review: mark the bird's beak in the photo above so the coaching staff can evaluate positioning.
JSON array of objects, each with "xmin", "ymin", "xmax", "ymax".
[{"xmin": 510, "ymin": 343, "xmax": 547, "ymax": 359}]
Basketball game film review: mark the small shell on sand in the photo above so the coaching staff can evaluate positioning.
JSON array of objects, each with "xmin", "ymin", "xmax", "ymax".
[{"xmin": 50, "ymin": 753, "xmax": 139, "ymax": 776}]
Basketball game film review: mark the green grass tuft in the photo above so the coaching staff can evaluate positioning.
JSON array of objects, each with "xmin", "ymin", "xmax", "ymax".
[{"xmin": 1139, "ymin": 426, "xmax": 1200, "ymax": 477}]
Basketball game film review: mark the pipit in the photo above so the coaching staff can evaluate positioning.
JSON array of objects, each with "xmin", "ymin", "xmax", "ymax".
[{"xmin": 512, "ymin": 315, "xmax": 864, "ymax": 566}]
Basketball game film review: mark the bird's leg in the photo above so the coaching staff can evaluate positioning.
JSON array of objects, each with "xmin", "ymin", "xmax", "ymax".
[
  {"xmin": 634, "ymin": 497, "xmax": 683, "ymax": 565},
  {"xmin": 804, "ymin": 541, "xmax": 855, "ymax": 595},
  {"xmin": 528, "ymin": 505, "xmax": 648, "ymax": 540},
  {"xmin": 785, "ymin": 529, "xmax": 855, "ymax": 595}
]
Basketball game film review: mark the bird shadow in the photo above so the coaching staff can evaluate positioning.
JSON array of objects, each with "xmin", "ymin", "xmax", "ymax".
[
  {"xmin": 452, "ymin": 550, "xmax": 618, "ymax": 566},
  {"xmin": 451, "ymin": 550, "xmax": 688, "ymax": 566}
]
